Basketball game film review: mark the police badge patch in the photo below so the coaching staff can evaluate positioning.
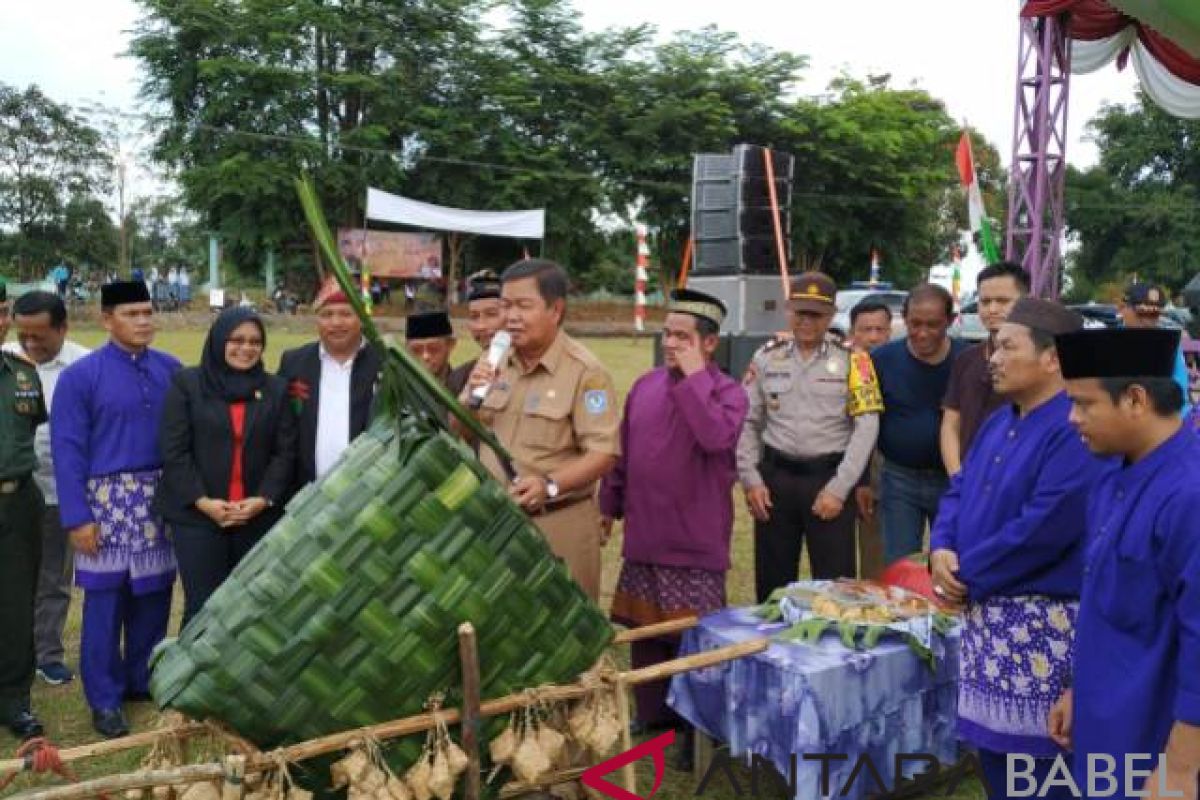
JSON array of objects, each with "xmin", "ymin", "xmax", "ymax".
[{"xmin": 583, "ymin": 390, "xmax": 608, "ymax": 415}]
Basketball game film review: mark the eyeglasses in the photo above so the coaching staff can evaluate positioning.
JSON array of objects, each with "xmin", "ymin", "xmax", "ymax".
[{"xmin": 227, "ymin": 337, "xmax": 264, "ymax": 349}]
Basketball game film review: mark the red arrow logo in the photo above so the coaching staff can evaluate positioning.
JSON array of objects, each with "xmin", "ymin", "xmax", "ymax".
[{"xmin": 581, "ymin": 730, "xmax": 676, "ymax": 800}]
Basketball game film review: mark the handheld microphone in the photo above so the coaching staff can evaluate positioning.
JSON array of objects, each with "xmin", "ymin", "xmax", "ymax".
[{"xmin": 468, "ymin": 330, "xmax": 512, "ymax": 409}]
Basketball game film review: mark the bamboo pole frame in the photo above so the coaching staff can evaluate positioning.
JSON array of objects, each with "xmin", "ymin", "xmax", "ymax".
[
  {"xmin": 10, "ymin": 638, "xmax": 767, "ymax": 800},
  {"xmin": 0, "ymin": 619, "xmax": 700, "ymax": 778}
]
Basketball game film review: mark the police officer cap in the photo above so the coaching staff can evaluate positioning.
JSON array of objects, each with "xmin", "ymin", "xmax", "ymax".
[
  {"xmin": 100, "ymin": 280, "xmax": 151, "ymax": 308},
  {"xmin": 1005, "ymin": 297, "xmax": 1083, "ymax": 337},
  {"xmin": 1056, "ymin": 328, "xmax": 1180, "ymax": 380},
  {"xmin": 466, "ymin": 270, "xmax": 502, "ymax": 303},
  {"xmin": 406, "ymin": 311, "xmax": 453, "ymax": 341},
  {"xmin": 669, "ymin": 288, "xmax": 727, "ymax": 328},
  {"xmin": 789, "ymin": 272, "xmax": 837, "ymax": 313},
  {"xmin": 1123, "ymin": 281, "xmax": 1166, "ymax": 314}
]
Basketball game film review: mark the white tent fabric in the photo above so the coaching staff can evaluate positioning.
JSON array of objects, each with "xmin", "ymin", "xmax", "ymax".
[
  {"xmin": 1072, "ymin": 32, "xmax": 1200, "ymax": 118},
  {"xmin": 366, "ymin": 188, "xmax": 545, "ymax": 239}
]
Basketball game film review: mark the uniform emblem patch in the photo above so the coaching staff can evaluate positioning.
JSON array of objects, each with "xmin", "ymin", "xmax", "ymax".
[{"xmin": 584, "ymin": 390, "xmax": 608, "ymax": 415}]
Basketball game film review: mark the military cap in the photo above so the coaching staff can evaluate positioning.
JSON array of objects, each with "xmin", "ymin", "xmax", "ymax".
[
  {"xmin": 789, "ymin": 272, "xmax": 837, "ymax": 313},
  {"xmin": 1124, "ymin": 282, "xmax": 1166, "ymax": 315},
  {"xmin": 466, "ymin": 270, "xmax": 502, "ymax": 303}
]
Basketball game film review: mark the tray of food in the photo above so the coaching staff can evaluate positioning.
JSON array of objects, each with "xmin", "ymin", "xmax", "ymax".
[{"xmin": 754, "ymin": 579, "xmax": 957, "ymax": 668}]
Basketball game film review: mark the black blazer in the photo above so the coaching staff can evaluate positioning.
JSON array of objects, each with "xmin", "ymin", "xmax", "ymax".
[
  {"xmin": 277, "ymin": 341, "xmax": 383, "ymax": 487},
  {"xmin": 155, "ymin": 368, "xmax": 297, "ymax": 530}
]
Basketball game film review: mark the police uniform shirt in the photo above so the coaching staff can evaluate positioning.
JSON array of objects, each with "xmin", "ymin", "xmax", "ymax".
[
  {"xmin": 0, "ymin": 351, "xmax": 47, "ymax": 480},
  {"xmin": 477, "ymin": 332, "xmax": 620, "ymax": 494},
  {"xmin": 736, "ymin": 335, "xmax": 880, "ymax": 501}
]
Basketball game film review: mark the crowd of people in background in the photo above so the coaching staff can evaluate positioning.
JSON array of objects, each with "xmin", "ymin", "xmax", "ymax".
[{"xmin": 0, "ymin": 258, "xmax": 1197, "ymax": 798}]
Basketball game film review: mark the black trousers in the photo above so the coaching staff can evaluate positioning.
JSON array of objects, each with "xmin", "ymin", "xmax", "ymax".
[
  {"xmin": 173, "ymin": 519, "xmax": 268, "ymax": 629},
  {"xmin": 0, "ymin": 479, "xmax": 44, "ymax": 717},
  {"xmin": 754, "ymin": 459, "xmax": 857, "ymax": 603}
]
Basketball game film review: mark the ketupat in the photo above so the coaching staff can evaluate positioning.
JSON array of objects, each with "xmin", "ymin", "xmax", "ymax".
[{"xmin": 147, "ymin": 177, "xmax": 614, "ymax": 783}]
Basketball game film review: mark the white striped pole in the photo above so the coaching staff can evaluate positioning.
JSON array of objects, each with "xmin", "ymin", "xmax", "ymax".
[{"xmin": 634, "ymin": 224, "xmax": 649, "ymax": 333}]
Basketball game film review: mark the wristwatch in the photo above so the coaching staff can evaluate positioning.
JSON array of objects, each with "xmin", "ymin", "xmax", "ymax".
[{"xmin": 544, "ymin": 476, "xmax": 560, "ymax": 500}]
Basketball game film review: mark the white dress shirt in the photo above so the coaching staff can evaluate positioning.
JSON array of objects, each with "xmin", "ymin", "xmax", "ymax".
[
  {"xmin": 314, "ymin": 343, "xmax": 360, "ymax": 479},
  {"xmin": 3, "ymin": 339, "xmax": 91, "ymax": 504}
]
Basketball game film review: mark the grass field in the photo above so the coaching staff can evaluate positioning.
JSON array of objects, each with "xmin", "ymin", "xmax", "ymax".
[{"xmin": 1, "ymin": 318, "xmax": 980, "ymax": 799}]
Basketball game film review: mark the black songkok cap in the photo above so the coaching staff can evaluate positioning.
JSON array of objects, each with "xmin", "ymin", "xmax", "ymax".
[
  {"xmin": 405, "ymin": 311, "xmax": 453, "ymax": 340},
  {"xmin": 466, "ymin": 270, "xmax": 502, "ymax": 303},
  {"xmin": 1056, "ymin": 328, "xmax": 1180, "ymax": 380},
  {"xmin": 1005, "ymin": 297, "xmax": 1083, "ymax": 337},
  {"xmin": 669, "ymin": 288, "xmax": 727, "ymax": 327},
  {"xmin": 100, "ymin": 281, "xmax": 151, "ymax": 308}
]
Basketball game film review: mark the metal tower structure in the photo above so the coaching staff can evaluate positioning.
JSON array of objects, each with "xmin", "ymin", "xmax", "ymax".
[{"xmin": 1006, "ymin": 10, "xmax": 1072, "ymax": 299}]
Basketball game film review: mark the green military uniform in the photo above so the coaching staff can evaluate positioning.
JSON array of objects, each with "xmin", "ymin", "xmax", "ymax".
[{"xmin": 0, "ymin": 346, "xmax": 48, "ymax": 733}]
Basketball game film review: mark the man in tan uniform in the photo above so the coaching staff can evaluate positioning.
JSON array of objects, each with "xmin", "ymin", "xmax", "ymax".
[
  {"xmin": 737, "ymin": 272, "xmax": 882, "ymax": 601},
  {"xmin": 465, "ymin": 259, "xmax": 619, "ymax": 600}
]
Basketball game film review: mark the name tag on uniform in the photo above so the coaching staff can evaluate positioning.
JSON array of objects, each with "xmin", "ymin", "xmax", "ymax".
[{"xmin": 763, "ymin": 370, "xmax": 790, "ymax": 395}]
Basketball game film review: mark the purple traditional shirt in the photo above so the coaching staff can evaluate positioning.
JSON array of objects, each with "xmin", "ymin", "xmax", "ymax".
[
  {"xmin": 51, "ymin": 342, "xmax": 181, "ymax": 593},
  {"xmin": 598, "ymin": 363, "xmax": 748, "ymax": 572}
]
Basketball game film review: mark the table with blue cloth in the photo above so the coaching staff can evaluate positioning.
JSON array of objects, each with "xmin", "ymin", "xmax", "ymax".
[{"xmin": 668, "ymin": 606, "xmax": 961, "ymax": 800}]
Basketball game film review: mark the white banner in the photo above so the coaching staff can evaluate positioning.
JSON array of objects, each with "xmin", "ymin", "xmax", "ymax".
[{"xmin": 366, "ymin": 188, "xmax": 545, "ymax": 239}]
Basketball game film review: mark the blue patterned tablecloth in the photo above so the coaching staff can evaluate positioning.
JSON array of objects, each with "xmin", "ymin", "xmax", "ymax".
[{"xmin": 668, "ymin": 606, "xmax": 961, "ymax": 800}]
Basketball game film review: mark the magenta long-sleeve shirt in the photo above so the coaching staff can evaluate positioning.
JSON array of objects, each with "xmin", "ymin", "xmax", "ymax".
[{"xmin": 598, "ymin": 363, "xmax": 748, "ymax": 572}]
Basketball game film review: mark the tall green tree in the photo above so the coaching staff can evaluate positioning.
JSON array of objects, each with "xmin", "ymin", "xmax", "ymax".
[
  {"xmin": 132, "ymin": 0, "xmax": 485, "ymax": 275},
  {"xmin": 1065, "ymin": 91, "xmax": 1200, "ymax": 295},
  {"xmin": 777, "ymin": 77, "xmax": 1004, "ymax": 287},
  {"xmin": 0, "ymin": 83, "xmax": 113, "ymax": 273},
  {"xmin": 594, "ymin": 26, "xmax": 806, "ymax": 287}
]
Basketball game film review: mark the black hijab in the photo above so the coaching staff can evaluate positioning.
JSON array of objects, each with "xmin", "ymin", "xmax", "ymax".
[{"xmin": 201, "ymin": 307, "xmax": 269, "ymax": 402}]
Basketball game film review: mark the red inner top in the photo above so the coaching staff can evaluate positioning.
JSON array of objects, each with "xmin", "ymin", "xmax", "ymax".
[{"xmin": 228, "ymin": 401, "xmax": 246, "ymax": 502}]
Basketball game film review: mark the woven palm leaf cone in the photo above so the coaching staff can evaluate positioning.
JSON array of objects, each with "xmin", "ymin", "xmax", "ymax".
[{"xmin": 149, "ymin": 176, "xmax": 612, "ymax": 785}]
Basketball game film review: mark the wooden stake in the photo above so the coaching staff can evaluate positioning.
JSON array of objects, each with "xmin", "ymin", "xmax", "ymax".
[
  {"xmin": 458, "ymin": 623, "xmax": 482, "ymax": 800},
  {"xmin": 9, "ymin": 639, "xmax": 768, "ymax": 800},
  {"xmin": 221, "ymin": 755, "xmax": 246, "ymax": 800},
  {"xmin": 613, "ymin": 678, "xmax": 636, "ymax": 796}
]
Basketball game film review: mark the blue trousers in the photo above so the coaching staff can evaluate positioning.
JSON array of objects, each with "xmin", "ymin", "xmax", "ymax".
[
  {"xmin": 80, "ymin": 585, "xmax": 171, "ymax": 711},
  {"xmin": 978, "ymin": 749, "xmax": 1075, "ymax": 800},
  {"xmin": 880, "ymin": 460, "xmax": 948, "ymax": 565}
]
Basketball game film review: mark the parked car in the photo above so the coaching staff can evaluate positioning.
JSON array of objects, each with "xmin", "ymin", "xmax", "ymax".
[
  {"xmin": 949, "ymin": 300, "xmax": 988, "ymax": 342},
  {"xmin": 1068, "ymin": 303, "xmax": 1121, "ymax": 329},
  {"xmin": 831, "ymin": 289, "xmax": 908, "ymax": 340}
]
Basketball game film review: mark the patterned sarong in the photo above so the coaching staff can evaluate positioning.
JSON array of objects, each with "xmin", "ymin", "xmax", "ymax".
[
  {"xmin": 957, "ymin": 595, "xmax": 1076, "ymax": 757},
  {"xmin": 610, "ymin": 562, "xmax": 725, "ymax": 629},
  {"xmin": 76, "ymin": 469, "xmax": 176, "ymax": 595}
]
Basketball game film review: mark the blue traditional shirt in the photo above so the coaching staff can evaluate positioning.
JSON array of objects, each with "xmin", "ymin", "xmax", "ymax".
[
  {"xmin": 51, "ymin": 342, "xmax": 181, "ymax": 529},
  {"xmin": 1073, "ymin": 426, "xmax": 1200, "ymax": 796},
  {"xmin": 931, "ymin": 392, "xmax": 1115, "ymax": 603}
]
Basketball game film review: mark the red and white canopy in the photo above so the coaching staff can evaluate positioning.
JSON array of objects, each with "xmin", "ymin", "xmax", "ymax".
[{"xmin": 1023, "ymin": 0, "xmax": 1200, "ymax": 117}]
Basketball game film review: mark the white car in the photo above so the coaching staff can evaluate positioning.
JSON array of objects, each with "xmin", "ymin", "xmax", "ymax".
[{"xmin": 831, "ymin": 289, "xmax": 908, "ymax": 340}]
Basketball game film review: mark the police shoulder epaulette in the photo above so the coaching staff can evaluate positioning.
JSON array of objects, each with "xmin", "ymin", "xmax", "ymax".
[
  {"xmin": 825, "ymin": 333, "xmax": 851, "ymax": 351},
  {"xmin": 759, "ymin": 336, "xmax": 791, "ymax": 357}
]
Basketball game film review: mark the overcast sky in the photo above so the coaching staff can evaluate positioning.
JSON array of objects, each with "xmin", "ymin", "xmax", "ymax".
[{"xmin": 1, "ymin": 0, "xmax": 1141, "ymax": 171}]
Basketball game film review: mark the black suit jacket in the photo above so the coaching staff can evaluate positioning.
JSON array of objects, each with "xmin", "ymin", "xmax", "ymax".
[
  {"xmin": 277, "ymin": 341, "xmax": 383, "ymax": 487},
  {"xmin": 155, "ymin": 368, "xmax": 297, "ymax": 530}
]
